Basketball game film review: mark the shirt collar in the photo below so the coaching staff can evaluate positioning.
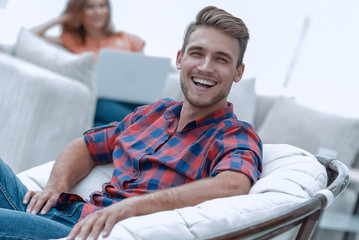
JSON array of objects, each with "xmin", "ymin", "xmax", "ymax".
[{"xmin": 164, "ymin": 101, "xmax": 236, "ymax": 132}]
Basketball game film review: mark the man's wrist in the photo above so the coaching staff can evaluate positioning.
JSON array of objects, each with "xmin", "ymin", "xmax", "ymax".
[
  {"xmin": 122, "ymin": 194, "xmax": 154, "ymax": 217},
  {"xmin": 45, "ymin": 180, "xmax": 68, "ymax": 193}
]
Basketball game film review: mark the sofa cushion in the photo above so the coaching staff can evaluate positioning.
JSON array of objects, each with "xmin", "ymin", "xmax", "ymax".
[
  {"xmin": 258, "ymin": 97, "xmax": 359, "ymax": 167},
  {"xmin": 14, "ymin": 28, "xmax": 94, "ymax": 89},
  {"xmin": 163, "ymin": 74, "xmax": 257, "ymax": 125}
]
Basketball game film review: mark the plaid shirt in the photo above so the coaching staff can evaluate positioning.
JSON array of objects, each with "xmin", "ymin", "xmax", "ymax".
[{"xmin": 56, "ymin": 99, "xmax": 262, "ymax": 221}]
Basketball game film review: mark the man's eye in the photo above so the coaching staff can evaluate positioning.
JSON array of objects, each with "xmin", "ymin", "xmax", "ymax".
[
  {"xmin": 190, "ymin": 52, "xmax": 201, "ymax": 57},
  {"xmin": 217, "ymin": 57, "xmax": 228, "ymax": 63}
]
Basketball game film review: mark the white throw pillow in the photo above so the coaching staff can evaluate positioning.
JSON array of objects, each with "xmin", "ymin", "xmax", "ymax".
[
  {"xmin": 228, "ymin": 77, "xmax": 256, "ymax": 124},
  {"xmin": 14, "ymin": 28, "xmax": 94, "ymax": 88},
  {"xmin": 258, "ymin": 97, "xmax": 359, "ymax": 167},
  {"xmin": 162, "ymin": 72, "xmax": 183, "ymax": 102},
  {"xmin": 162, "ymin": 73, "xmax": 257, "ymax": 125}
]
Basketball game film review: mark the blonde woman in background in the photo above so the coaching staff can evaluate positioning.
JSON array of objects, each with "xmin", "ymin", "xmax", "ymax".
[
  {"xmin": 32, "ymin": 0, "xmax": 145, "ymax": 59},
  {"xmin": 32, "ymin": 0, "xmax": 146, "ymax": 126}
]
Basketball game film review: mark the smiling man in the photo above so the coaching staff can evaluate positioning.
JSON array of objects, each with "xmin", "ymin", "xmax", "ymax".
[
  {"xmin": 0, "ymin": 6, "xmax": 262, "ymax": 240},
  {"xmin": 177, "ymin": 27, "xmax": 245, "ymax": 129}
]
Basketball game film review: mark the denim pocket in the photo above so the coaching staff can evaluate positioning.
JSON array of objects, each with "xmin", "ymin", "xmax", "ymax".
[{"xmin": 49, "ymin": 202, "xmax": 84, "ymax": 227}]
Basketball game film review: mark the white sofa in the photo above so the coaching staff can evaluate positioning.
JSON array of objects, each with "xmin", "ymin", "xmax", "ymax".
[
  {"xmin": 0, "ymin": 29, "xmax": 96, "ymax": 173},
  {"xmin": 1, "ymin": 28, "xmax": 358, "ymax": 239}
]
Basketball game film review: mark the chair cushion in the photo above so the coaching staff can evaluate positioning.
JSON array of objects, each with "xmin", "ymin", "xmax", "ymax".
[
  {"xmin": 18, "ymin": 144, "xmax": 327, "ymax": 240},
  {"xmin": 250, "ymin": 143, "xmax": 327, "ymax": 197}
]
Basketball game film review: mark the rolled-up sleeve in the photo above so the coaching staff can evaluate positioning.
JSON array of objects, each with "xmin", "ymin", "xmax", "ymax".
[
  {"xmin": 210, "ymin": 122, "xmax": 262, "ymax": 184},
  {"xmin": 84, "ymin": 122, "xmax": 119, "ymax": 165}
]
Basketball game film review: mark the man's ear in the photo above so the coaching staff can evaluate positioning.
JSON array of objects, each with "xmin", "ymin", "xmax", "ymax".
[
  {"xmin": 234, "ymin": 64, "xmax": 245, "ymax": 83},
  {"xmin": 176, "ymin": 50, "xmax": 183, "ymax": 70}
]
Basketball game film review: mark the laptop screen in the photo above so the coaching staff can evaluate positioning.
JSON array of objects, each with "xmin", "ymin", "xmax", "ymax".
[{"xmin": 95, "ymin": 49, "xmax": 171, "ymax": 105}]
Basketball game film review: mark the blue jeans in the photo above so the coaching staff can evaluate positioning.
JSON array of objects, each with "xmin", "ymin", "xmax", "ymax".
[
  {"xmin": 94, "ymin": 98, "xmax": 142, "ymax": 126},
  {"xmin": 0, "ymin": 158, "xmax": 83, "ymax": 239}
]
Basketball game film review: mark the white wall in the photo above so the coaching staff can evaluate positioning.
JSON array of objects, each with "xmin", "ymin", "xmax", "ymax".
[{"xmin": 1, "ymin": 0, "xmax": 358, "ymax": 118}]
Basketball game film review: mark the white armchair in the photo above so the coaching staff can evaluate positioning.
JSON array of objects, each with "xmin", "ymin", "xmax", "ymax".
[{"xmin": 17, "ymin": 144, "xmax": 347, "ymax": 240}]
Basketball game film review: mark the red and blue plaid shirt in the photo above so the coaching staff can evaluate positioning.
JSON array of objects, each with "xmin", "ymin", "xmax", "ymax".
[{"xmin": 56, "ymin": 99, "xmax": 262, "ymax": 221}]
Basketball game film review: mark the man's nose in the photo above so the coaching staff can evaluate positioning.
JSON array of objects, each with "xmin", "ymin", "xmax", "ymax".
[{"xmin": 197, "ymin": 57, "xmax": 214, "ymax": 72}]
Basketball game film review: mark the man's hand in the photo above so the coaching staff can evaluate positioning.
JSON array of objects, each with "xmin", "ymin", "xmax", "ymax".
[
  {"xmin": 67, "ymin": 198, "xmax": 138, "ymax": 240},
  {"xmin": 23, "ymin": 189, "xmax": 61, "ymax": 215},
  {"xmin": 22, "ymin": 137, "xmax": 94, "ymax": 216}
]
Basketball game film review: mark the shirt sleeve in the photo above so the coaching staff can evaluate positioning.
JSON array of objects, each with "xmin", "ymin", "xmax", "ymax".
[
  {"xmin": 83, "ymin": 122, "xmax": 119, "ymax": 165},
  {"xmin": 83, "ymin": 110, "xmax": 140, "ymax": 165},
  {"xmin": 209, "ymin": 121, "xmax": 263, "ymax": 184},
  {"xmin": 126, "ymin": 33, "xmax": 145, "ymax": 52},
  {"xmin": 83, "ymin": 100, "xmax": 168, "ymax": 165}
]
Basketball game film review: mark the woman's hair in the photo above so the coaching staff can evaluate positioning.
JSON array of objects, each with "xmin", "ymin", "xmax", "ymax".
[
  {"xmin": 181, "ymin": 6, "xmax": 249, "ymax": 67},
  {"xmin": 62, "ymin": 0, "xmax": 114, "ymax": 44}
]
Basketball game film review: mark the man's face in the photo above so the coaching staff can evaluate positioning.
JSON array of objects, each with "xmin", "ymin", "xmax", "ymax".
[{"xmin": 176, "ymin": 26, "xmax": 244, "ymax": 111}]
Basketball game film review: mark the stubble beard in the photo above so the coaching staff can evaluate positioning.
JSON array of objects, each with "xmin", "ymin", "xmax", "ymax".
[{"xmin": 180, "ymin": 73, "xmax": 232, "ymax": 109}]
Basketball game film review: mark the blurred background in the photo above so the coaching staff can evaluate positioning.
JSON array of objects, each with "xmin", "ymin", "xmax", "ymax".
[{"xmin": 1, "ymin": 0, "xmax": 358, "ymax": 118}]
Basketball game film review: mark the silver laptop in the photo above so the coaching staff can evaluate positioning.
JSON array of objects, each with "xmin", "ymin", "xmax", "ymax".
[{"xmin": 95, "ymin": 49, "xmax": 172, "ymax": 104}]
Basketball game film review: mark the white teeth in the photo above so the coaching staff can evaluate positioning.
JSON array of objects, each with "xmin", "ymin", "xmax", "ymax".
[{"xmin": 193, "ymin": 78, "xmax": 216, "ymax": 86}]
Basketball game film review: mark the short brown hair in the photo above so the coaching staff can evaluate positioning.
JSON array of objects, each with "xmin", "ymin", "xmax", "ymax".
[
  {"xmin": 61, "ymin": 0, "xmax": 114, "ymax": 44},
  {"xmin": 181, "ymin": 6, "xmax": 249, "ymax": 67}
]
